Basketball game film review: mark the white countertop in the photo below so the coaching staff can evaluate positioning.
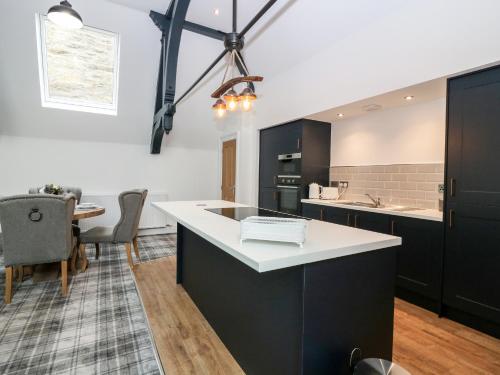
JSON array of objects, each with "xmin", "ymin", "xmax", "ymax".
[
  {"xmin": 301, "ymin": 199, "xmax": 443, "ymax": 222},
  {"xmin": 153, "ymin": 200, "xmax": 402, "ymax": 273}
]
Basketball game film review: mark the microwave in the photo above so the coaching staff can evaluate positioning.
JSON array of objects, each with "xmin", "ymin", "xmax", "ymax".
[{"xmin": 278, "ymin": 153, "xmax": 301, "ymax": 176}]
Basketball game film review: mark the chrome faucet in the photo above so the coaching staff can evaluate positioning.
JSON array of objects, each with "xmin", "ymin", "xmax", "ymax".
[{"xmin": 365, "ymin": 193, "xmax": 382, "ymax": 207}]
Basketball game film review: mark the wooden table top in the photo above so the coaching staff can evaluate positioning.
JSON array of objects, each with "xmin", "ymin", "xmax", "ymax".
[{"xmin": 73, "ymin": 207, "xmax": 105, "ymax": 220}]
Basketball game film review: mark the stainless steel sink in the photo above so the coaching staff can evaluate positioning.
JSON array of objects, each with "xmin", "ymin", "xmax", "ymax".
[
  {"xmin": 387, "ymin": 206, "xmax": 425, "ymax": 212},
  {"xmin": 341, "ymin": 201, "xmax": 384, "ymax": 209},
  {"xmin": 340, "ymin": 201, "xmax": 425, "ymax": 212}
]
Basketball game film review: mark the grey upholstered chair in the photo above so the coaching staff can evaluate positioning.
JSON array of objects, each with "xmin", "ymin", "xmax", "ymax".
[
  {"xmin": 79, "ymin": 189, "xmax": 147, "ymax": 269},
  {"xmin": 29, "ymin": 186, "xmax": 82, "ymax": 203},
  {"xmin": 0, "ymin": 194, "xmax": 77, "ymax": 304}
]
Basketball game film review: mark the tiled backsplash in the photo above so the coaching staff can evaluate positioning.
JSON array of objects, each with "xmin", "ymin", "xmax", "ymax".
[{"xmin": 330, "ymin": 163, "xmax": 444, "ymax": 209}]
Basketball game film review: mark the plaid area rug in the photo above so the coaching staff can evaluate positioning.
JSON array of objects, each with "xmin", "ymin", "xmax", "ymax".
[{"xmin": 0, "ymin": 234, "xmax": 176, "ymax": 374}]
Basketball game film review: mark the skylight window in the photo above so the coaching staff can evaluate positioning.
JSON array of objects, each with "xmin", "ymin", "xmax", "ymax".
[{"xmin": 35, "ymin": 14, "xmax": 120, "ymax": 115}]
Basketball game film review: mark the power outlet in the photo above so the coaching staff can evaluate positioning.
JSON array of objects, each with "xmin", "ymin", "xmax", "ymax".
[
  {"xmin": 339, "ymin": 181, "xmax": 349, "ymax": 189},
  {"xmin": 438, "ymin": 184, "xmax": 445, "ymax": 193}
]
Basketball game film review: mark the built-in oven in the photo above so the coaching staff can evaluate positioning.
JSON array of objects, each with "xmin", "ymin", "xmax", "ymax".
[
  {"xmin": 278, "ymin": 153, "xmax": 302, "ymax": 176},
  {"xmin": 276, "ymin": 175, "xmax": 302, "ymax": 215}
]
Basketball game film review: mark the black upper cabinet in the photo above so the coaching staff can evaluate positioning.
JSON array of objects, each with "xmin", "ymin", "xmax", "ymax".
[
  {"xmin": 276, "ymin": 121, "xmax": 303, "ymax": 154},
  {"xmin": 444, "ymin": 65, "xmax": 500, "ymax": 327}
]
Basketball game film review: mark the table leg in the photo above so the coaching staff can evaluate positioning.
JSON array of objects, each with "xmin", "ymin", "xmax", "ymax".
[{"xmin": 79, "ymin": 243, "xmax": 88, "ymax": 271}]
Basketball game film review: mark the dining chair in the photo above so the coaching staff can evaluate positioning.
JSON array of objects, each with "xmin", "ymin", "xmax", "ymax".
[
  {"xmin": 29, "ymin": 186, "xmax": 82, "ymax": 203},
  {"xmin": 79, "ymin": 189, "xmax": 148, "ymax": 269},
  {"xmin": 0, "ymin": 194, "xmax": 77, "ymax": 304}
]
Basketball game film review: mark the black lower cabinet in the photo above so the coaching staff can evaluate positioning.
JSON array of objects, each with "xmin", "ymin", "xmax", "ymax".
[
  {"xmin": 302, "ymin": 203, "xmax": 444, "ymax": 313},
  {"xmin": 391, "ymin": 217, "xmax": 443, "ymax": 312},
  {"xmin": 442, "ymin": 212, "xmax": 500, "ymax": 337},
  {"xmin": 352, "ymin": 211, "xmax": 390, "ymax": 233},
  {"xmin": 259, "ymin": 188, "xmax": 278, "ymax": 211},
  {"xmin": 301, "ymin": 203, "xmax": 325, "ymax": 220}
]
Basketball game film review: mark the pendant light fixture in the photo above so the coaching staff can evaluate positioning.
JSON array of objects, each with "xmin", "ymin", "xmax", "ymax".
[
  {"xmin": 211, "ymin": 50, "xmax": 262, "ymax": 117},
  {"xmin": 212, "ymin": 98, "xmax": 227, "ymax": 118},
  {"xmin": 48, "ymin": 1, "xmax": 83, "ymax": 29}
]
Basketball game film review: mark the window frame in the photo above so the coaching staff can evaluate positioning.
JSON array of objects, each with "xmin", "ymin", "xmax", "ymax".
[{"xmin": 35, "ymin": 13, "xmax": 121, "ymax": 116}]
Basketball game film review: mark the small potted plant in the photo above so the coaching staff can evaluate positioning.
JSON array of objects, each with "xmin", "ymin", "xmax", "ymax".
[{"xmin": 44, "ymin": 184, "xmax": 64, "ymax": 195}]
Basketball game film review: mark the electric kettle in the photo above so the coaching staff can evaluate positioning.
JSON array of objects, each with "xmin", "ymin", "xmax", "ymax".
[{"xmin": 308, "ymin": 183, "xmax": 322, "ymax": 199}]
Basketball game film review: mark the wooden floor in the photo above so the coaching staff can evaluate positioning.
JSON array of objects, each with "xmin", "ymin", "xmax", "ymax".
[{"xmin": 134, "ymin": 257, "xmax": 500, "ymax": 375}]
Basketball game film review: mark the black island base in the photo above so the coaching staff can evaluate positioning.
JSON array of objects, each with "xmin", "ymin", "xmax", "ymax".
[{"xmin": 176, "ymin": 223, "xmax": 397, "ymax": 375}]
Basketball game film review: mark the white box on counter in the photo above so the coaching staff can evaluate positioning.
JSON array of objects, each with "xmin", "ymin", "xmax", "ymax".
[{"xmin": 240, "ymin": 216, "xmax": 308, "ymax": 247}]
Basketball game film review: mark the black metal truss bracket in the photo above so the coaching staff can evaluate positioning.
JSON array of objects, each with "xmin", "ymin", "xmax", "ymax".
[
  {"xmin": 150, "ymin": 0, "xmax": 277, "ymax": 154},
  {"xmin": 150, "ymin": 0, "xmax": 190, "ymax": 154}
]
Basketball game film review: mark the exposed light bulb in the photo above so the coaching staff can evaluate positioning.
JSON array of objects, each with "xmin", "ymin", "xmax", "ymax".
[
  {"xmin": 227, "ymin": 99, "xmax": 238, "ymax": 111},
  {"xmin": 242, "ymin": 99, "xmax": 252, "ymax": 111},
  {"xmin": 214, "ymin": 8, "xmax": 220, "ymax": 16},
  {"xmin": 217, "ymin": 108, "xmax": 226, "ymax": 117}
]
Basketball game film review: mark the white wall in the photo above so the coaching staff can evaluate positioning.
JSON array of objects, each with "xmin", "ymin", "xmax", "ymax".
[
  {"xmin": 242, "ymin": 0, "xmax": 500, "ymax": 205},
  {"xmin": 330, "ymin": 98, "xmax": 446, "ymax": 166},
  {"xmin": 0, "ymin": 0, "xmax": 223, "ymax": 202},
  {"xmin": 0, "ymin": 135, "xmax": 218, "ymax": 199}
]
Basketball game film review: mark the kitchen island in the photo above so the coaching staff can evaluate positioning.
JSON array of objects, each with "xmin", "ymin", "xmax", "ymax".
[{"xmin": 153, "ymin": 200, "xmax": 402, "ymax": 375}]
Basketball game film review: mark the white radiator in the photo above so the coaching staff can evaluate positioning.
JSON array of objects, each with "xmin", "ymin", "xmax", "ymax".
[{"xmin": 79, "ymin": 192, "xmax": 172, "ymax": 232}]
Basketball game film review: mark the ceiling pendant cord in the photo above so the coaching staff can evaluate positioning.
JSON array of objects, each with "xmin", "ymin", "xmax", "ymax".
[{"xmin": 234, "ymin": 51, "xmax": 250, "ymax": 76}]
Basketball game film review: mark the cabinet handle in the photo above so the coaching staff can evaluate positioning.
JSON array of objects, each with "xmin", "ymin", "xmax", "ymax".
[
  {"xmin": 274, "ymin": 175, "xmax": 277, "ymax": 185},
  {"xmin": 320, "ymin": 208, "xmax": 324, "ymax": 221},
  {"xmin": 391, "ymin": 220, "xmax": 396, "ymax": 235},
  {"xmin": 273, "ymin": 191, "xmax": 277, "ymax": 200},
  {"xmin": 450, "ymin": 178, "xmax": 456, "ymax": 197},
  {"xmin": 354, "ymin": 215, "xmax": 359, "ymax": 228},
  {"xmin": 347, "ymin": 213, "xmax": 351, "ymax": 226},
  {"xmin": 297, "ymin": 138, "xmax": 301, "ymax": 150},
  {"xmin": 449, "ymin": 209, "xmax": 455, "ymax": 229}
]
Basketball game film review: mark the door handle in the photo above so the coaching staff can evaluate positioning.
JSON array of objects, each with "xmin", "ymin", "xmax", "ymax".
[
  {"xmin": 391, "ymin": 220, "xmax": 396, "ymax": 235},
  {"xmin": 274, "ymin": 175, "xmax": 277, "ymax": 185},
  {"xmin": 347, "ymin": 213, "xmax": 351, "ymax": 226},
  {"xmin": 297, "ymin": 138, "xmax": 301, "ymax": 150},
  {"xmin": 354, "ymin": 214, "xmax": 359, "ymax": 228},
  {"xmin": 450, "ymin": 178, "xmax": 456, "ymax": 197},
  {"xmin": 320, "ymin": 208, "xmax": 324, "ymax": 221},
  {"xmin": 448, "ymin": 209, "xmax": 455, "ymax": 229},
  {"xmin": 273, "ymin": 191, "xmax": 277, "ymax": 200}
]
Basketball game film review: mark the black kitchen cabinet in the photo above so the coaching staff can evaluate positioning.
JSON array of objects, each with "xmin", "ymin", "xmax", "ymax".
[
  {"xmin": 390, "ymin": 216, "xmax": 443, "ymax": 311},
  {"xmin": 302, "ymin": 203, "xmax": 444, "ymax": 313},
  {"xmin": 352, "ymin": 211, "xmax": 390, "ymax": 234},
  {"xmin": 259, "ymin": 187, "xmax": 279, "ymax": 211},
  {"xmin": 325, "ymin": 206, "xmax": 351, "ymax": 226},
  {"xmin": 276, "ymin": 120, "xmax": 303, "ymax": 154},
  {"xmin": 301, "ymin": 203, "xmax": 325, "ymax": 220},
  {"xmin": 443, "ymin": 65, "xmax": 500, "ymax": 336},
  {"xmin": 258, "ymin": 119, "xmax": 331, "ymax": 214},
  {"xmin": 259, "ymin": 127, "xmax": 281, "ymax": 188}
]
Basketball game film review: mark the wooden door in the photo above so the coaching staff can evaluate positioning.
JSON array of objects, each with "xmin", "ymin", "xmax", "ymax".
[
  {"xmin": 444, "ymin": 65, "xmax": 500, "ymax": 325},
  {"xmin": 221, "ymin": 139, "xmax": 237, "ymax": 202}
]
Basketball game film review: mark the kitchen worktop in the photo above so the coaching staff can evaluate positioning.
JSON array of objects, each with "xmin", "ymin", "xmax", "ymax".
[
  {"xmin": 153, "ymin": 200, "xmax": 401, "ymax": 272},
  {"xmin": 302, "ymin": 199, "xmax": 443, "ymax": 222}
]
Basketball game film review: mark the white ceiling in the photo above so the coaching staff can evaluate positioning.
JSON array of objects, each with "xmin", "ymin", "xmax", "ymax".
[
  {"xmin": 308, "ymin": 78, "xmax": 447, "ymax": 123},
  {"xmin": 106, "ymin": 0, "xmax": 409, "ymax": 80}
]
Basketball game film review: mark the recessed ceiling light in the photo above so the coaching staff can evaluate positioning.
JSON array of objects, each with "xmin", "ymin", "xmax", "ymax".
[
  {"xmin": 404, "ymin": 95, "xmax": 414, "ymax": 101},
  {"xmin": 214, "ymin": 8, "xmax": 220, "ymax": 16},
  {"xmin": 337, "ymin": 113, "xmax": 344, "ymax": 118}
]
